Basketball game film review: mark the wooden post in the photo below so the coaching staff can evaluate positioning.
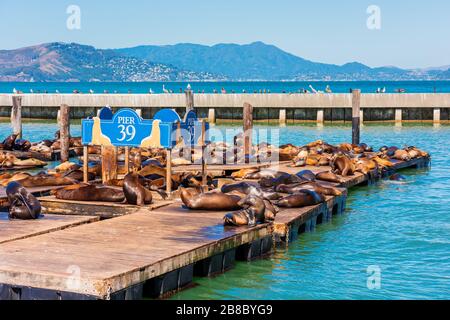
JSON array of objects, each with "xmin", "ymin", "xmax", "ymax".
[
  {"xmin": 185, "ymin": 89, "xmax": 194, "ymax": 113},
  {"xmin": 59, "ymin": 104, "xmax": 70, "ymax": 163},
  {"xmin": 201, "ymin": 121, "xmax": 207, "ymax": 188},
  {"xmin": 433, "ymin": 108, "xmax": 441, "ymax": 123},
  {"xmin": 136, "ymin": 109, "xmax": 142, "ymax": 117},
  {"xmin": 11, "ymin": 96, "xmax": 22, "ymax": 139},
  {"xmin": 279, "ymin": 109, "xmax": 287, "ymax": 126},
  {"xmin": 166, "ymin": 149, "xmax": 172, "ymax": 198},
  {"xmin": 243, "ymin": 102, "xmax": 253, "ymax": 163},
  {"xmin": 317, "ymin": 109, "xmax": 324, "ymax": 125},
  {"xmin": 208, "ymin": 108, "xmax": 216, "ymax": 124},
  {"xmin": 395, "ymin": 109, "xmax": 402, "ymax": 124},
  {"xmin": 351, "ymin": 90, "xmax": 361, "ymax": 145},
  {"xmin": 83, "ymin": 146, "xmax": 89, "ymax": 183},
  {"xmin": 124, "ymin": 147, "xmax": 130, "ymax": 174},
  {"xmin": 101, "ymin": 146, "xmax": 118, "ymax": 183}
]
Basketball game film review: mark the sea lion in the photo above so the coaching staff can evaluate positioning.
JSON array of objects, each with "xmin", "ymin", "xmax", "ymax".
[
  {"xmin": 296, "ymin": 170, "xmax": 316, "ymax": 182},
  {"xmin": 13, "ymin": 158, "xmax": 47, "ymax": 167},
  {"xmin": 276, "ymin": 190, "xmax": 325, "ymax": 208},
  {"xmin": 6, "ymin": 182, "xmax": 42, "ymax": 220},
  {"xmin": 180, "ymin": 188, "xmax": 242, "ymax": 211},
  {"xmin": 389, "ymin": 173, "xmax": 406, "ymax": 181},
  {"xmin": 230, "ymin": 168, "xmax": 260, "ymax": 179},
  {"xmin": 258, "ymin": 173, "xmax": 303, "ymax": 188},
  {"xmin": 53, "ymin": 184, "xmax": 125, "ymax": 202},
  {"xmin": 13, "ymin": 139, "xmax": 32, "ymax": 151},
  {"xmin": 331, "ymin": 154, "xmax": 355, "ymax": 177},
  {"xmin": 0, "ymin": 172, "xmax": 32, "ymax": 186},
  {"xmin": 275, "ymin": 181, "xmax": 343, "ymax": 196},
  {"xmin": 19, "ymin": 174, "xmax": 77, "ymax": 188},
  {"xmin": 221, "ymin": 181, "xmax": 282, "ymax": 200},
  {"xmin": 55, "ymin": 161, "xmax": 81, "ymax": 172},
  {"xmin": 123, "ymin": 173, "xmax": 153, "ymax": 205},
  {"xmin": 243, "ymin": 169, "xmax": 287, "ymax": 180},
  {"xmin": 1, "ymin": 134, "xmax": 18, "ymax": 150},
  {"xmin": 223, "ymin": 195, "xmax": 267, "ymax": 226},
  {"xmin": 372, "ymin": 156, "xmax": 395, "ymax": 168},
  {"xmin": 393, "ymin": 149, "xmax": 411, "ymax": 161}
]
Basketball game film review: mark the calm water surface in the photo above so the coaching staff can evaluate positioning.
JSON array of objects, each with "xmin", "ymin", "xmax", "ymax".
[{"xmin": 1, "ymin": 122, "xmax": 449, "ymax": 299}]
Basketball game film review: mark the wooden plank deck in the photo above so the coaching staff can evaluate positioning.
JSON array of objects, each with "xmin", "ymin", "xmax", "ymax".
[
  {"xmin": 0, "ymin": 203, "xmax": 271, "ymax": 299},
  {"xmin": 0, "ymin": 185, "xmax": 73, "ymax": 207},
  {"xmin": 0, "ymin": 212, "xmax": 98, "ymax": 245},
  {"xmin": 39, "ymin": 196, "xmax": 173, "ymax": 218}
]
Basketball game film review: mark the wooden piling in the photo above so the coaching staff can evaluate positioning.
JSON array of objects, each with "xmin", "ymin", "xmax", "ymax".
[
  {"xmin": 351, "ymin": 90, "xmax": 361, "ymax": 145},
  {"xmin": 433, "ymin": 108, "xmax": 441, "ymax": 123},
  {"xmin": 317, "ymin": 109, "xmax": 324, "ymax": 125},
  {"xmin": 101, "ymin": 146, "xmax": 118, "ymax": 183},
  {"xmin": 166, "ymin": 149, "xmax": 173, "ymax": 198},
  {"xmin": 11, "ymin": 96, "xmax": 22, "ymax": 139},
  {"xmin": 208, "ymin": 108, "xmax": 216, "ymax": 124},
  {"xmin": 201, "ymin": 121, "xmax": 207, "ymax": 188},
  {"xmin": 83, "ymin": 146, "xmax": 89, "ymax": 183},
  {"xmin": 395, "ymin": 109, "xmax": 403, "ymax": 124},
  {"xmin": 243, "ymin": 102, "xmax": 253, "ymax": 163},
  {"xmin": 59, "ymin": 104, "xmax": 70, "ymax": 163},
  {"xmin": 124, "ymin": 147, "xmax": 130, "ymax": 174},
  {"xmin": 279, "ymin": 109, "xmax": 287, "ymax": 126},
  {"xmin": 185, "ymin": 89, "xmax": 194, "ymax": 112}
]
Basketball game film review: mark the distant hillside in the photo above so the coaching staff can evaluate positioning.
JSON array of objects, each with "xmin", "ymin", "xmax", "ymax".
[
  {"xmin": 0, "ymin": 42, "xmax": 220, "ymax": 82},
  {"xmin": 116, "ymin": 41, "xmax": 442, "ymax": 81},
  {"xmin": 1, "ymin": 41, "xmax": 449, "ymax": 81}
]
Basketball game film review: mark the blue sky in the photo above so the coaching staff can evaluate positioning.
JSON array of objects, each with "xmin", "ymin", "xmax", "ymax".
[{"xmin": 0, "ymin": 0, "xmax": 449, "ymax": 69}]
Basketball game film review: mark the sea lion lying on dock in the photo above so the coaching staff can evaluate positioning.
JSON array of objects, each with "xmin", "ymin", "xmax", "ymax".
[
  {"xmin": 275, "ymin": 181, "xmax": 343, "ymax": 196},
  {"xmin": 64, "ymin": 170, "xmax": 95, "ymax": 182},
  {"xmin": 259, "ymin": 173, "xmax": 304, "ymax": 188},
  {"xmin": 53, "ymin": 184, "xmax": 125, "ymax": 202},
  {"xmin": 221, "ymin": 181, "xmax": 282, "ymax": 201},
  {"xmin": 223, "ymin": 194, "xmax": 269, "ymax": 226},
  {"xmin": 296, "ymin": 170, "xmax": 316, "ymax": 182},
  {"xmin": 331, "ymin": 154, "xmax": 356, "ymax": 177},
  {"xmin": 14, "ymin": 173, "xmax": 77, "ymax": 188},
  {"xmin": 276, "ymin": 190, "xmax": 325, "ymax": 208},
  {"xmin": 55, "ymin": 161, "xmax": 81, "ymax": 173},
  {"xmin": 13, "ymin": 139, "xmax": 32, "ymax": 152},
  {"xmin": 315, "ymin": 171, "xmax": 343, "ymax": 184},
  {"xmin": 180, "ymin": 188, "xmax": 242, "ymax": 211},
  {"xmin": 6, "ymin": 181, "xmax": 42, "ymax": 220}
]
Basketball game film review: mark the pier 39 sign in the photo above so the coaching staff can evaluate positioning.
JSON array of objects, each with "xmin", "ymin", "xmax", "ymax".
[{"xmin": 82, "ymin": 107, "xmax": 207, "ymax": 148}]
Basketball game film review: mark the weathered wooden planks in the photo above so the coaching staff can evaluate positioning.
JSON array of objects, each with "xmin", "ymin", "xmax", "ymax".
[
  {"xmin": 0, "ymin": 212, "xmax": 98, "ymax": 244},
  {"xmin": 0, "ymin": 204, "xmax": 272, "ymax": 299},
  {"xmin": 39, "ymin": 196, "xmax": 173, "ymax": 218}
]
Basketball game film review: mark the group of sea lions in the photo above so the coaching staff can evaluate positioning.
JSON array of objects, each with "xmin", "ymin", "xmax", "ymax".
[
  {"xmin": 0, "ymin": 134, "xmax": 32, "ymax": 152},
  {"xmin": 0, "ymin": 152, "xmax": 47, "ymax": 168}
]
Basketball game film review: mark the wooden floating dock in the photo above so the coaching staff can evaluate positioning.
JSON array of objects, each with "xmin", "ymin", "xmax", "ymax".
[
  {"xmin": 0, "ymin": 212, "xmax": 98, "ymax": 245},
  {"xmin": 0, "ymin": 185, "xmax": 73, "ymax": 208},
  {"xmin": 0, "ymin": 156, "xmax": 430, "ymax": 300}
]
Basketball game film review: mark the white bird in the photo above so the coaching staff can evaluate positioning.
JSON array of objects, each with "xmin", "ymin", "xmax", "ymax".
[
  {"xmin": 162, "ymin": 85, "xmax": 170, "ymax": 94},
  {"xmin": 149, "ymin": 88, "xmax": 154, "ymax": 94},
  {"xmin": 30, "ymin": 89, "xmax": 34, "ymax": 94},
  {"xmin": 13, "ymin": 88, "xmax": 17, "ymax": 94},
  {"xmin": 89, "ymin": 89, "xmax": 94, "ymax": 94},
  {"xmin": 187, "ymin": 83, "xmax": 191, "ymax": 90},
  {"xmin": 55, "ymin": 90, "xmax": 60, "ymax": 94}
]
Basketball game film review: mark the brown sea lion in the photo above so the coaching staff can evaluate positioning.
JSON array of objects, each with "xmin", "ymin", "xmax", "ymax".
[
  {"xmin": 276, "ymin": 190, "xmax": 325, "ymax": 208},
  {"xmin": 296, "ymin": 170, "xmax": 316, "ymax": 182},
  {"xmin": 53, "ymin": 184, "xmax": 125, "ymax": 202},
  {"xmin": 19, "ymin": 174, "xmax": 77, "ymax": 188},
  {"xmin": 6, "ymin": 182, "xmax": 42, "ymax": 220},
  {"xmin": 180, "ymin": 188, "xmax": 242, "ymax": 211},
  {"xmin": 55, "ymin": 161, "xmax": 81, "ymax": 173},
  {"xmin": 259, "ymin": 173, "xmax": 303, "ymax": 188},
  {"xmin": 231, "ymin": 168, "xmax": 260, "ymax": 179},
  {"xmin": 13, "ymin": 158, "xmax": 48, "ymax": 167},
  {"xmin": 372, "ymin": 156, "xmax": 395, "ymax": 168},
  {"xmin": 1, "ymin": 134, "xmax": 18, "ymax": 150},
  {"xmin": 393, "ymin": 149, "xmax": 411, "ymax": 161},
  {"xmin": 223, "ymin": 195, "xmax": 267, "ymax": 226},
  {"xmin": 123, "ymin": 173, "xmax": 153, "ymax": 205},
  {"xmin": 0, "ymin": 172, "xmax": 32, "ymax": 186},
  {"xmin": 331, "ymin": 155, "xmax": 356, "ymax": 177},
  {"xmin": 13, "ymin": 139, "xmax": 32, "ymax": 151},
  {"xmin": 275, "ymin": 182, "xmax": 343, "ymax": 196},
  {"xmin": 221, "ymin": 181, "xmax": 282, "ymax": 201}
]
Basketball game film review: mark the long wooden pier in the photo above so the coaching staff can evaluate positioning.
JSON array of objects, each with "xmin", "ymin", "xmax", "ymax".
[{"xmin": 0, "ymin": 157, "xmax": 430, "ymax": 300}]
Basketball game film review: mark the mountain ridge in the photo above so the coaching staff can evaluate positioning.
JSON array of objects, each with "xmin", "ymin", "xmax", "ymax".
[{"xmin": 0, "ymin": 41, "xmax": 449, "ymax": 82}]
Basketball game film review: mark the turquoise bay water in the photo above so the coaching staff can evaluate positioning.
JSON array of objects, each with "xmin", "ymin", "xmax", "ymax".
[
  {"xmin": 1, "ymin": 122, "xmax": 449, "ymax": 299},
  {"xmin": 2, "ymin": 80, "xmax": 450, "ymax": 94}
]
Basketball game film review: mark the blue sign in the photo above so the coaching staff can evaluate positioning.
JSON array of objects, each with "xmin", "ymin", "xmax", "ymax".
[
  {"xmin": 176, "ymin": 110, "xmax": 210, "ymax": 146},
  {"xmin": 82, "ymin": 108, "xmax": 173, "ymax": 148},
  {"xmin": 154, "ymin": 109, "xmax": 181, "ymax": 123}
]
